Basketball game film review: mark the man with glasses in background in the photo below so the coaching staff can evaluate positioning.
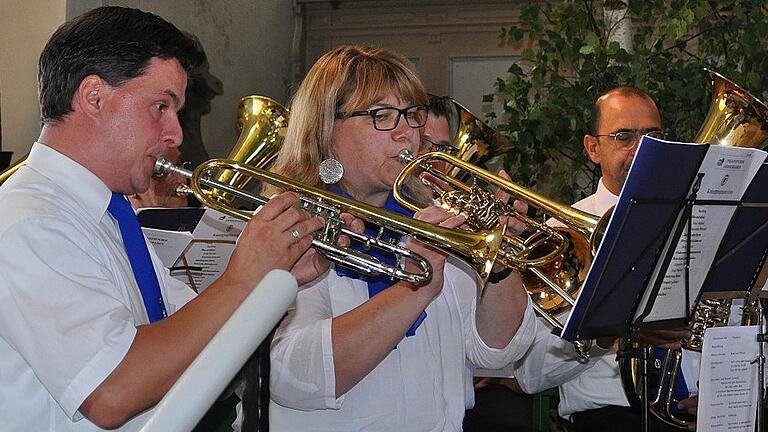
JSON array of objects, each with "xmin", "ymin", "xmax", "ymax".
[
  {"xmin": 422, "ymin": 95, "xmax": 460, "ymax": 156},
  {"xmin": 510, "ymin": 87, "xmax": 697, "ymax": 431}
]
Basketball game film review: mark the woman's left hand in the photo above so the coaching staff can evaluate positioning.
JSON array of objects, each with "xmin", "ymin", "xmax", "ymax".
[
  {"xmin": 406, "ymin": 206, "xmax": 466, "ymax": 299},
  {"xmin": 291, "ymin": 212, "xmax": 365, "ymax": 285}
]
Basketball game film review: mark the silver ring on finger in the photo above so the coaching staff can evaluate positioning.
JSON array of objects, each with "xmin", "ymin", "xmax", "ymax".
[{"xmin": 289, "ymin": 228, "xmax": 301, "ymax": 244}]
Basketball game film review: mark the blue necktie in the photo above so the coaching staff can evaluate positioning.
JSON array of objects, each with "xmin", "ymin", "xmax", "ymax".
[{"xmin": 108, "ymin": 193, "xmax": 167, "ymax": 322}]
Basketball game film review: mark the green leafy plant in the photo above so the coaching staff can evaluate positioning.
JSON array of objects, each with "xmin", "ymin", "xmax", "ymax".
[{"xmin": 488, "ymin": 0, "xmax": 768, "ymax": 203}]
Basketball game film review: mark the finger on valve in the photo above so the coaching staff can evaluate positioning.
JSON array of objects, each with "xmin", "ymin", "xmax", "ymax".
[
  {"xmin": 494, "ymin": 169, "xmax": 513, "ymax": 203},
  {"xmin": 254, "ymin": 191, "xmax": 301, "ymax": 222},
  {"xmin": 415, "ymin": 205, "xmax": 465, "ymax": 228},
  {"xmin": 336, "ymin": 212, "xmax": 365, "ymax": 248}
]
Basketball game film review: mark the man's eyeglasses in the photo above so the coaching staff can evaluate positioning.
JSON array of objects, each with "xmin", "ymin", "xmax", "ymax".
[
  {"xmin": 335, "ymin": 105, "xmax": 428, "ymax": 131},
  {"xmin": 421, "ymin": 137, "xmax": 458, "ymax": 155},
  {"xmin": 593, "ymin": 128, "xmax": 665, "ymax": 149}
]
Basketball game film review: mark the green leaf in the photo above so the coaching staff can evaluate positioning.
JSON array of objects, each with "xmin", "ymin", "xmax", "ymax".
[
  {"xmin": 489, "ymin": 0, "xmax": 768, "ymax": 202},
  {"xmin": 579, "ymin": 44, "xmax": 595, "ymax": 55}
]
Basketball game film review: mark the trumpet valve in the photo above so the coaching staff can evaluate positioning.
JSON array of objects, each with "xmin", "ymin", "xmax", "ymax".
[
  {"xmin": 441, "ymin": 185, "xmax": 510, "ymax": 231},
  {"xmin": 175, "ymin": 184, "xmax": 193, "ymax": 197}
]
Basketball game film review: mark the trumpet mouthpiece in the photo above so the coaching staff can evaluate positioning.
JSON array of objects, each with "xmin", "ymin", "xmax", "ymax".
[
  {"xmin": 399, "ymin": 149, "xmax": 414, "ymax": 164},
  {"xmin": 154, "ymin": 157, "xmax": 173, "ymax": 176}
]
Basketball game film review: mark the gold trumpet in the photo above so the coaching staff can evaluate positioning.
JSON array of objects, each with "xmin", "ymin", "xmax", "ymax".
[
  {"xmin": 155, "ymin": 157, "xmax": 505, "ymax": 285},
  {"xmin": 395, "ymin": 150, "xmax": 611, "ymax": 331}
]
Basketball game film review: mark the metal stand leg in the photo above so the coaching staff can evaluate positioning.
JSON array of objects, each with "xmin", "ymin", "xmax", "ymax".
[
  {"xmin": 641, "ymin": 346, "xmax": 649, "ymax": 432},
  {"xmin": 757, "ymin": 302, "xmax": 765, "ymax": 432}
]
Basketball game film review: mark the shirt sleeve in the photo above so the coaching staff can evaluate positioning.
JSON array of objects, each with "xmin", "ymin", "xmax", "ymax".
[
  {"xmin": 510, "ymin": 315, "xmax": 609, "ymax": 394},
  {"xmin": 448, "ymin": 259, "xmax": 538, "ymax": 369},
  {"xmin": 0, "ymin": 215, "xmax": 138, "ymax": 419},
  {"xmin": 269, "ymin": 273, "xmax": 339, "ymax": 411}
]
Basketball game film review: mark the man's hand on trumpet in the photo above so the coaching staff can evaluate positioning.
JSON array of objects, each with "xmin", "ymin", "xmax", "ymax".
[{"xmin": 224, "ymin": 192, "xmax": 325, "ymax": 290}]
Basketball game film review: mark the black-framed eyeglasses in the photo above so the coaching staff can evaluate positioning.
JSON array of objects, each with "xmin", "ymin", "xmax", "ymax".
[
  {"xmin": 421, "ymin": 137, "xmax": 459, "ymax": 155},
  {"xmin": 335, "ymin": 105, "xmax": 428, "ymax": 131},
  {"xmin": 593, "ymin": 128, "xmax": 665, "ymax": 149}
]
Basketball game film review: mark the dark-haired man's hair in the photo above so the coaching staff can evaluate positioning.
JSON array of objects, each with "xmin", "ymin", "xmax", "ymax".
[
  {"xmin": 427, "ymin": 94, "xmax": 460, "ymax": 140},
  {"xmin": 38, "ymin": 6, "xmax": 204, "ymax": 122}
]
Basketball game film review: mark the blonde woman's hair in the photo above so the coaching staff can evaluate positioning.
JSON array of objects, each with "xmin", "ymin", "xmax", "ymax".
[{"xmin": 269, "ymin": 45, "xmax": 428, "ymax": 191}]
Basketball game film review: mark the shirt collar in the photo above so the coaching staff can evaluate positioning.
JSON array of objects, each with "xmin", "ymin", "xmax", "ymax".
[
  {"xmin": 593, "ymin": 177, "xmax": 619, "ymax": 208},
  {"xmin": 25, "ymin": 142, "xmax": 113, "ymax": 223}
]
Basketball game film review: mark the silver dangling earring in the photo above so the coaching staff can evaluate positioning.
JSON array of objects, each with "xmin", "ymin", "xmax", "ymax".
[{"xmin": 319, "ymin": 157, "xmax": 344, "ymax": 184}]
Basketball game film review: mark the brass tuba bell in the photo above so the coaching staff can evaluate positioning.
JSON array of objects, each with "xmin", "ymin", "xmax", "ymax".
[
  {"xmin": 619, "ymin": 69, "xmax": 768, "ymax": 430},
  {"xmin": 200, "ymin": 95, "xmax": 289, "ymax": 203},
  {"xmin": 693, "ymin": 69, "xmax": 768, "ymax": 149},
  {"xmin": 450, "ymin": 97, "xmax": 513, "ymax": 166}
]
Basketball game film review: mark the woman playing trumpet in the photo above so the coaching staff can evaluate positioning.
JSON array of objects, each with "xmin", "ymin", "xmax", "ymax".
[{"xmin": 266, "ymin": 45, "xmax": 536, "ymax": 431}]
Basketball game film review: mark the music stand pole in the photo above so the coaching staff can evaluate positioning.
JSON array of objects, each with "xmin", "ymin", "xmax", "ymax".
[
  {"xmin": 756, "ymin": 300, "xmax": 765, "ymax": 432},
  {"xmin": 641, "ymin": 343, "xmax": 649, "ymax": 432}
]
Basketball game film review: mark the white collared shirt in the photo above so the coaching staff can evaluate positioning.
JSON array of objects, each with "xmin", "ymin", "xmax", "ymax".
[
  {"xmin": 0, "ymin": 143, "xmax": 196, "ymax": 431},
  {"xmin": 511, "ymin": 178, "xmax": 631, "ymax": 418},
  {"xmin": 269, "ymin": 257, "xmax": 537, "ymax": 431}
]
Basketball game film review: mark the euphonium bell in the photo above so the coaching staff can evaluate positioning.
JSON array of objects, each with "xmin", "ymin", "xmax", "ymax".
[
  {"xmin": 694, "ymin": 69, "xmax": 768, "ymax": 149},
  {"xmin": 156, "ymin": 157, "xmax": 505, "ymax": 286},
  {"xmin": 205, "ymin": 95, "xmax": 289, "ymax": 203},
  {"xmin": 426, "ymin": 95, "xmax": 513, "ymax": 182}
]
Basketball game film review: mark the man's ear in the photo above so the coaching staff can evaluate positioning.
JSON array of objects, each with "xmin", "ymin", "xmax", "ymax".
[
  {"xmin": 583, "ymin": 134, "xmax": 601, "ymax": 164},
  {"xmin": 73, "ymin": 75, "xmax": 106, "ymax": 116}
]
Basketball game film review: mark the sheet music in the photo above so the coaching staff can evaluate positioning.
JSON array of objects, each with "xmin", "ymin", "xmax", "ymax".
[
  {"xmin": 172, "ymin": 208, "xmax": 245, "ymax": 293},
  {"xmin": 138, "ymin": 207, "xmax": 246, "ymax": 293},
  {"xmin": 636, "ymin": 145, "xmax": 766, "ymax": 322},
  {"xmin": 697, "ymin": 325, "xmax": 760, "ymax": 431},
  {"xmin": 560, "ymin": 137, "xmax": 767, "ymax": 341},
  {"xmin": 143, "ymin": 228, "xmax": 194, "ymax": 267}
]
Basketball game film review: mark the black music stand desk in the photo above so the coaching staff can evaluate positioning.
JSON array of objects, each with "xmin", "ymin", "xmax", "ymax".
[{"xmin": 561, "ymin": 137, "xmax": 768, "ymax": 342}]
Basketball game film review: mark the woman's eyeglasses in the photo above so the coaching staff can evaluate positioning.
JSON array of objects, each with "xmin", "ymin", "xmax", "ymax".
[{"xmin": 335, "ymin": 105, "xmax": 428, "ymax": 131}]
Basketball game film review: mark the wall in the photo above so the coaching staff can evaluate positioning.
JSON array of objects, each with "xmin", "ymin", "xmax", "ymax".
[
  {"xmin": 101, "ymin": 0, "xmax": 294, "ymax": 158},
  {"xmin": 0, "ymin": 0, "xmax": 66, "ymax": 161},
  {"xmin": 0, "ymin": 0, "xmax": 294, "ymax": 161},
  {"xmin": 298, "ymin": 0, "xmax": 530, "ymax": 119}
]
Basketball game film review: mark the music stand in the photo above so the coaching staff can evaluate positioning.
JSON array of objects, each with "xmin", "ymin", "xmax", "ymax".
[{"xmin": 561, "ymin": 136, "xmax": 768, "ymax": 431}]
